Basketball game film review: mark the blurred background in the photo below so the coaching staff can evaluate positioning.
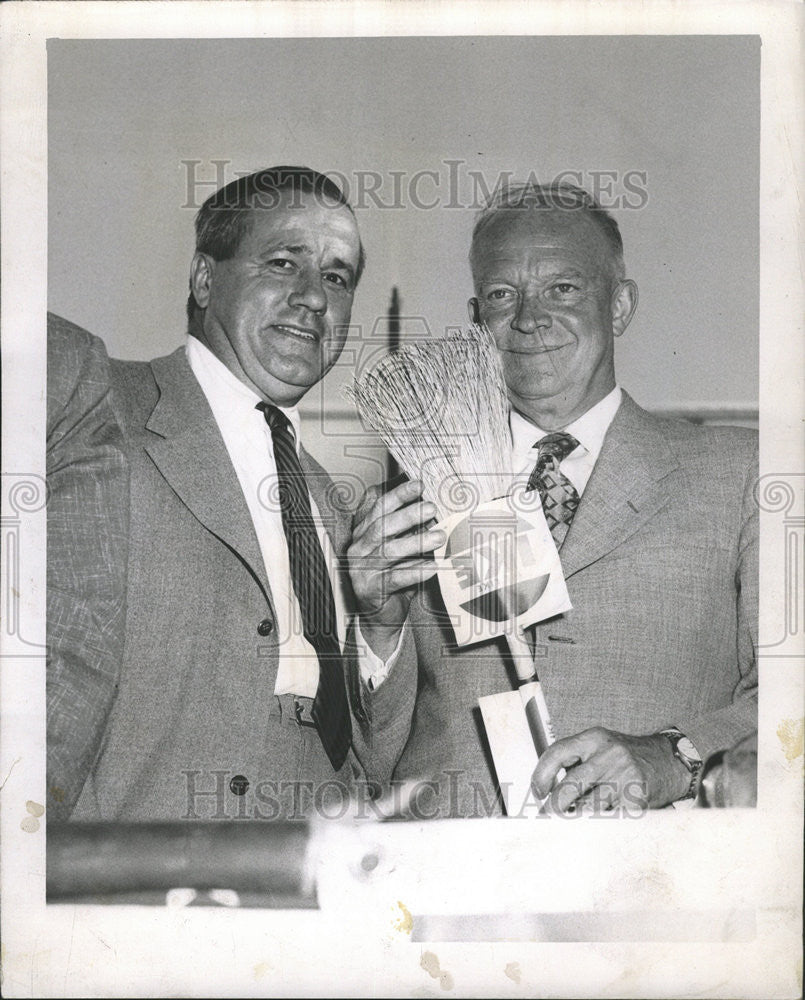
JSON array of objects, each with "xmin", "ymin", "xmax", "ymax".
[{"xmin": 48, "ymin": 36, "xmax": 759, "ymax": 479}]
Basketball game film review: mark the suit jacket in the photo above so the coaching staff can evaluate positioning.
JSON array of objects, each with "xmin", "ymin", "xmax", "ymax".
[
  {"xmin": 71, "ymin": 336, "xmax": 366, "ymax": 821},
  {"xmin": 353, "ymin": 392, "xmax": 759, "ymax": 816},
  {"xmin": 46, "ymin": 315, "xmax": 129, "ymax": 820}
]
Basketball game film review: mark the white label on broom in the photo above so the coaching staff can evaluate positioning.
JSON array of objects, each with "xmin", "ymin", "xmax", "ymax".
[
  {"xmin": 478, "ymin": 689, "xmax": 540, "ymax": 817},
  {"xmin": 433, "ymin": 494, "xmax": 572, "ymax": 647},
  {"xmin": 480, "ymin": 683, "xmax": 559, "ymax": 816}
]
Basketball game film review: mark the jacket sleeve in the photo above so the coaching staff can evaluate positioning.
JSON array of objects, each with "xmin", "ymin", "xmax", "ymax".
[
  {"xmin": 339, "ymin": 478, "xmax": 420, "ymax": 789},
  {"xmin": 344, "ymin": 617, "xmax": 419, "ymax": 790},
  {"xmin": 46, "ymin": 314, "xmax": 130, "ymax": 820},
  {"xmin": 674, "ymin": 437, "xmax": 758, "ymax": 761}
]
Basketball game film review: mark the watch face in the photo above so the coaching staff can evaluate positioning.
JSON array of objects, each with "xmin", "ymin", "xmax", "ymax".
[{"xmin": 677, "ymin": 736, "xmax": 702, "ymax": 766}]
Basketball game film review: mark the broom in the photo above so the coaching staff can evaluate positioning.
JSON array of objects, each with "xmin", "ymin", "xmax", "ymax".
[{"xmin": 346, "ymin": 323, "xmax": 558, "ymax": 758}]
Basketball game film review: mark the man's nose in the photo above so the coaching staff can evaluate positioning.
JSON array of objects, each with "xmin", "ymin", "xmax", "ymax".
[
  {"xmin": 288, "ymin": 268, "xmax": 327, "ymax": 314},
  {"xmin": 512, "ymin": 291, "xmax": 550, "ymax": 335}
]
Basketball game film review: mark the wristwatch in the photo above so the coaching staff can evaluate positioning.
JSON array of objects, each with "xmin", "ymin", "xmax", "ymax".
[{"xmin": 660, "ymin": 728, "xmax": 703, "ymax": 800}]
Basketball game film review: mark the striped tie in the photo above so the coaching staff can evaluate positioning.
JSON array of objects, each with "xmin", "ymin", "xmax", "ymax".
[
  {"xmin": 258, "ymin": 403, "xmax": 351, "ymax": 771},
  {"xmin": 526, "ymin": 432, "xmax": 581, "ymax": 547}
]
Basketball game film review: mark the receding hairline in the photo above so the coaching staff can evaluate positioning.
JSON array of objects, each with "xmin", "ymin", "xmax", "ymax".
[
  {"xmin": 469, "ymin": 181, "xmax": 626, "ymax": 284},
  {"xmin": 469, "ymin": 204, "xmax": 626, "ymax": 283}
]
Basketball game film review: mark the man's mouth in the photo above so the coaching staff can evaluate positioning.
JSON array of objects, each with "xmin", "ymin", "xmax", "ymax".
[
  {"xmin": 274, "ymin": 324, "xmax": 320, "ymax": 343},
  {"xmin": 500, "ymin": 344, "xmax": 569, "ymax": 355}
]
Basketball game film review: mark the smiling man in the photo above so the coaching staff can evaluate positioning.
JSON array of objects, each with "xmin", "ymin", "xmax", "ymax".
[
  {"xmin": 471, "ymin": 193, "xmax": 636, "ymax": 430},
  {"xmin": 49, "ymin": 166, "xmax": 394, "ymax": 821},
  {"xmin": 348, "ymin": 182, "xmax": 758, "ymax": 816}
]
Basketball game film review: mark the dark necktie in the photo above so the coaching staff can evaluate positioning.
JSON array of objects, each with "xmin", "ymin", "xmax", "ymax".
[
  {"xmin": 258, "ymin": 403, "xmax": 351, "ymax": 771},
  {"xmin": 526, "ymin": 432, "xmax": 581, "ymax": 547}
]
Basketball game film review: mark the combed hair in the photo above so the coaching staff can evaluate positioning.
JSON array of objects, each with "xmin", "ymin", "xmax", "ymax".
[
  {"xmin": 187, "ymin": 165, "xmax": 365, "ymax": 320},
  {"xmin": 471, "ymin": 181, "xmax": 625, "ymax": 281}
]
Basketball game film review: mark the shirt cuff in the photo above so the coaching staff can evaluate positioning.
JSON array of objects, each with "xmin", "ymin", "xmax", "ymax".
[{"xmin": 354, "ymin": 618, "xmax": 406, "ymax": 691}]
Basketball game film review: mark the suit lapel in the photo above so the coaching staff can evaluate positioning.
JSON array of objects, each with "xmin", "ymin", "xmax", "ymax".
[
  {"xmin": 559, "ymin": 392, "xmax": 680, "ymax": 579},
  {"xmin": 143, "ymin": 349, "xmax": 272, "ymax": 597}
]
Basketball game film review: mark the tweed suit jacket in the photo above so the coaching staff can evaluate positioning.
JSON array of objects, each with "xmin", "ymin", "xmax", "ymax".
[
  {"xmin": 352, "ymin": 392, "xmax": 759, "ymax": 816},
  {"xmin": 46, "ymin": 315, "xmax": 130, "ymax": 820},
  {"xmin": 71, "ymin": 337, "xmax": 367, "ymax": 821}
]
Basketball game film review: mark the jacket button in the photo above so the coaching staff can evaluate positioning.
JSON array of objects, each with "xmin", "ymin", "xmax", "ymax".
[
  {"xmin": 257, "ymin": 618, "xmax": 274, "ymax": 636},
  {"xmin": 230, "ymin": 774, "xmax": 249, "ymax": 796}
]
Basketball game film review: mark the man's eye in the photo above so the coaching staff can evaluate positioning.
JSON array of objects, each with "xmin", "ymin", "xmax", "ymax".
[
  {"xmin": 554, "ymin": 283, "xmax": 578, "ymax": 294},
  {"xmin": 268, "ymin": 257, "xmax": 294, "ymax": 270},
  {"xmin": 486, "ymin": 288, "xmax": 512, "ymax": 301},
  {"xmin": 324, "ymin": 272, "xmax": 349, "ymax": 289}
]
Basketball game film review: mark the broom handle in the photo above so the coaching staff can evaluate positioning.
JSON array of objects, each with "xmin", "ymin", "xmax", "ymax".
[
  {"xmin": 505, "ymin": 628, "xmax": 537, "ymax": 683},
  {"xmin": 504, "ymin": 628, "xmax": 557, "ymax": 758}
]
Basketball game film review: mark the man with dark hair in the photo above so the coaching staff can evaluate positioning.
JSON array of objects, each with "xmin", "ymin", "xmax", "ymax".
[
  {"xmin": 52, "ymin": 166, "xmax": 393, "ymax": 821},
  {"xmin": 347, "ymin": 182, "xmax": 758, "ymax": 816},
  {"xmin": 185, "ymin": 167, "xmax": 365, "ymax": 320}
]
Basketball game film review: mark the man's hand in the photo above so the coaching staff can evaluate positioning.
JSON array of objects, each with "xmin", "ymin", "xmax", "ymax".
[
  {"xmin": 348, "ymin": 479, "xmax": 446, "ymax": 660},
  {"xmin": 532, "ymin": 726, "xmax": 692, "ymax": 813}
]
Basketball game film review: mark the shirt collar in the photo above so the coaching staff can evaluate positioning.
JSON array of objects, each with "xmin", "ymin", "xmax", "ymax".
[
  {"xmin": 186, "ymin": 335, "xmax": 303, "ymax": 444},
  {"xmin": 510, "ymin": 385, "xmax": 622, "ymax": 462}
]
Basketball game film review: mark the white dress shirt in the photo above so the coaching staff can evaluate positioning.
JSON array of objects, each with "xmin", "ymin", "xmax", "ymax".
[
  {"xmin": 187, "ymin": 337, "xmax": 389, "ymax": 697},
  {"xmin": 509, "ymin": 386, "xmax": 623, "ymax": 496}
]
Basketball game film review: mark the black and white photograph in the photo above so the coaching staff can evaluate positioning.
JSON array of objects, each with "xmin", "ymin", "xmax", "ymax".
[{"xmin": 1, "ymin": 2, "xmax": 802, "ymax": 996}]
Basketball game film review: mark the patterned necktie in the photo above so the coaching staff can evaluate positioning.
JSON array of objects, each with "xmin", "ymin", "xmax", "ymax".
[
  {"xmin": 258, "ymin": 403, "xmax": 351, "ymax": 771},
  {"xmin": 526, "ymin": 432, "xmax": 581, "ymax": 547}
]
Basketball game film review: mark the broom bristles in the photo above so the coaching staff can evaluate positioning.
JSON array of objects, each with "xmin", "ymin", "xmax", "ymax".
[{"xmin": 346, "ymin": 324, "xmax": 512, "ymax": 517}]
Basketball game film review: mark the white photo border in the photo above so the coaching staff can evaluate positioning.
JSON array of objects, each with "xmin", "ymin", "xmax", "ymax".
[{"xmin": 1, "ymin": 2, "xmax": 802, "ymax": 997}]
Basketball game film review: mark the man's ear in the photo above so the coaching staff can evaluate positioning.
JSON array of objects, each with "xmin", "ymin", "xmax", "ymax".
[
  {"xmin": 611, "ymin": 279, "xmax": 638, "ymax": 337},
  {"xmin": 467, "ymin": 297, "xmax": 481, "ymax": 324},
  {"xmin": 189, "ymin": 252, "xmax": 215, "ymax": 311}
]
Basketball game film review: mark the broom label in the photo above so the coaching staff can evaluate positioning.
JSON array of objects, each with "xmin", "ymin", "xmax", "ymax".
[{"xmin": 434, "ymin": 496, "xmax": 572, "ymax": 647}]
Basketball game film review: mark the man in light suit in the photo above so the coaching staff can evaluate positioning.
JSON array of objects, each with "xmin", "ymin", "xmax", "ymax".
[
  {"xmin": 346, "ymin": 182, "xmax": 758, "ymax": 815},
  {"xmin": 54, "ymin": 166, "xmax": 398, "ymax": 821}
]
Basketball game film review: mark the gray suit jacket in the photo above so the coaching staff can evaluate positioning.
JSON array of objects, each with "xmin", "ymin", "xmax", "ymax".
[
  {"xmin": 353, "ymin": 393, "xmax": 759, "ymax": 816},
  {"xmin": 72, "ymin": 339, "xmax": 366, "ymax": 821},
  {"xmin": 47, "ymin": 315, "xmax": 129, "ymax": 820}
]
